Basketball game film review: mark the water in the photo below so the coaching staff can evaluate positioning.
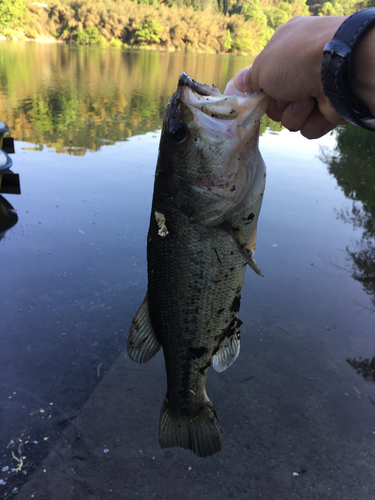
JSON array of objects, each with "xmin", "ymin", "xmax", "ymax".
[{"xmin": 0, "ymin": 42, "xmax": 375, "ymax": 499}]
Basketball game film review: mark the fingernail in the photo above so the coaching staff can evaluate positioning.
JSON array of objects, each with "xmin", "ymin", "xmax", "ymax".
[
  {"xmin": 276, "ymin": 100, "xmax": 289, "ymax": 111},
  {"xmin": 292, "ymin": 99, "xmax": 312, "ymax": 114},
  {"xmin": 234, "ymin": 67, "xmax": 251, "ymax": 92}
]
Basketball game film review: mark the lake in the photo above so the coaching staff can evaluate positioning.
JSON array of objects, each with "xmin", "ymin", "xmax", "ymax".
[{"xmin": 1, "ymin": 41, "xmax": 375, "ymax": 499}]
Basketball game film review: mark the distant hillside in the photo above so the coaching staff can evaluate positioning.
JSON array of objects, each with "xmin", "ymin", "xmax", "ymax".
[{"xmin": 0, "ymin": 0, "xmax": 371, "ymax": 55}]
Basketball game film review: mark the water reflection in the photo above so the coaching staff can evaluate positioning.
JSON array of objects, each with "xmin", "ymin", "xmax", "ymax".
[
  {"xmin": 346, "ymin": 357, "xmax": 375, "ymax": 384},
  {"xmin": 321, "ymin": 125, "xmax": 375, "ymax": 310},
  {"xmin": 0, "ymin": 196, "xmax": 18, "ymax": 241},
  {"xmin": 0, "ymin": 42, "xmax": 278, "ymax": 153},
  {"xmin": 320, "ymin": 125, "xmax": 375, "ymax": 385}
]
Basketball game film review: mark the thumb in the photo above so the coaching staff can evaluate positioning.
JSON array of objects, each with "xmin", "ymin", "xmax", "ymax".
[{"xmin": 232, "ymin": 66, "xmax": 260, "ymax": 94}]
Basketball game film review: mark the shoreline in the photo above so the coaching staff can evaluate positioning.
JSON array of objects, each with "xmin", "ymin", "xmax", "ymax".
[
  {"xmin": 0, "ymin": 37, "xmax": 251, "ymax": 55},
  {"xmin": 0, "ymin": 35, "xmax": 61, "ymax": 43}
]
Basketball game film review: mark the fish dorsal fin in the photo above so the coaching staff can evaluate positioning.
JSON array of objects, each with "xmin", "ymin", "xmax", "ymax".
[
  {"xmin": 127, "ymin": 293, "xmax": 161, "ymax": 363},
  {"xmin": 212, "ymin": 333, "xmax": 240, "ymax": 372},
  {"xmin": 222, "ymin": 222, "xmax": 264, "ymax": 277}
]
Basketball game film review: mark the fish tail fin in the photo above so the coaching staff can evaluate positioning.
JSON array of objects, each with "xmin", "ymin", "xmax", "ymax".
[{"xmin": 159, "ymin": 399, "xmax": 221, "ymax": 458}]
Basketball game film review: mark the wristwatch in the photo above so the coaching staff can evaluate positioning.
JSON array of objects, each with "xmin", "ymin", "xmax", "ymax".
[{"xmin": 321, "ymin": 8, "xmax": 375, "ymax": 131}]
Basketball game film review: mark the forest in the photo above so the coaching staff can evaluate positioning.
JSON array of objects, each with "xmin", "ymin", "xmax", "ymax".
[{"xmin": 0, "ymin": 0, "xmax": 373, "ymax": 55}]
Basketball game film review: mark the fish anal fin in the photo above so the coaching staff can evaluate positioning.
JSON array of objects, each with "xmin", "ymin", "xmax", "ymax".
[
  {"xmin": 159, "ymin": 400, "xmax": 221, "ymax": 458},
  {"xmin": 212, "ymin": 332, "xmax": 240, "ymax": 372},
  {"xmin": 127, "ymin": 293, "xmax": 161, "ymax": 363}
]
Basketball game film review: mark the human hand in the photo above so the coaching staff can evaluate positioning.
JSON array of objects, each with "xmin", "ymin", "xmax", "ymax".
[{"xmin": 225, "ymin": 16, "xmax": 348, "ymax": 139}]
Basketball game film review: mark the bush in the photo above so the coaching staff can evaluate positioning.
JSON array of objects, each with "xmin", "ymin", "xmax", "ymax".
[
  {"xmin": 232, "ymin": 27, "xmax": 257, "ymax": 53},
  {"xmin": 75, "ymin": 26, "xmax": 102, "ymax": 44},
  {"xmin": 221, "ymin": 29, "xmax": 232, "ymax": 51},
  {"xmin": 111, "ymin": 37, "xmax": 123, "ymax": 47},
  {"xmin": 0, "ymin": 0, "xmax": 27, "ymax": 31},
  {"xmin": 19, "ymin": 0, "xmax": 314, "ymax": 55},
  {"xmin": 24, "ymin": 26, "xmax": 39, "ymax": 38},
  {"xmin": 134, "ymin": 18, "xmax": 163, "ymax": 45}
]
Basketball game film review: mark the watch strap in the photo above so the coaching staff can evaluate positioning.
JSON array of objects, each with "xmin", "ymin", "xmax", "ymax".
[{"xmin": 321, "ymin": 8, "xmax": 375, "ymax": 131}]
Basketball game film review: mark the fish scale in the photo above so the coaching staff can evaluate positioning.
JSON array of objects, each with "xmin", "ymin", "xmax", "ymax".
[
  {"xmin": 127, "ymin": 72, "xmax": 270, "ymax": 457},
  {"xmin": 148, "ymin": 198, "xmax": 245, "ymax": 404}
]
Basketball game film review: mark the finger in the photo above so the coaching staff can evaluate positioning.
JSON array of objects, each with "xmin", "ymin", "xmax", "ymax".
[
  {"xmin": 266, "ymin": 99, "xmax": 289, "ymax": 122},
  {"xmin": 233, "ymin": 66, "xmax": 253, "ymax": 93},
  {"xmin": 317, "ymin": 96, "xmax": 348, "ymax": 126},
  {"xmin": 243, "ymin": 65, "xmax": 261, "ymax": 94},
  {"xmin": 300, "ymin": 106, "xmax": 337, "ymax": 139},
  {"xmin": 302, "ymin": 120, "xmax": 336, "ymax": 140},
  {"xmin": 280, "ymin": 98, "xmax": 316, "ymax": 132},
  {"xmin": 238, "ymin": 65, "xmax": 261, "ymax": 94},
  {"xmin": 224, "ymin": 77, "xmax": 248, "ymax": 97}
]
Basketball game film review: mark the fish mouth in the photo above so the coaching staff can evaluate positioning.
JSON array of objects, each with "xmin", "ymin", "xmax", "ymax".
[
  {"xmin": 177, "ymin": 72, "xmax": 270, "ymax": 130},
  {"xmin": 164, "ymin": 73, "xmax": 270, "ymax": 226},
  {"xmin": 178, "ymin": 72, "xmax": 222, "ymax": 98}
]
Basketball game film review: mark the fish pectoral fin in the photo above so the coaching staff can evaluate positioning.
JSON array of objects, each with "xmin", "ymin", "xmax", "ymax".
[
  {"xmin": 212, "ymin": 332, "xmax": 240, "ymax": 372},
  {"xmin": 222, "ymin": 222, "xmax": 264, "ymax": 277},
  {"xmin": 127, "ymin": 293, "xmax": 161, "ymax": 363},
  {"xmin": 159, "ymin": 399, "xmax": 221, "ymax": 458}
]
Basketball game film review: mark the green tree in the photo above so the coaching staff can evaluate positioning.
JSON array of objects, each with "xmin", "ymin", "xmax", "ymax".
[
  {"xmin": 242, "ymin": 0, "xmax": 268, "ymax": 25},
  {"xmin": 135, "ymin": 18, "xmax": 163, "ymax": 45},
  {"xmin": 232, "ymin": 27, "xmax": 257, "ymax": 53},
  {"xmin": 0, "ymin": 0, "xmax": 26, "ymax": 31},
  {"xmin": 75, "ymin": 26, "xmax": 102, "ymax": 44},
  {"xmin": 221, "ymin": 29, "xmax": 232, "ymax": 51},
  {"xmin": 317, "ymin": 0, "xmax": 360, "ymax": 15},
  {"xmin": 265, "ymin": 4, "xmax": 290, "ymax": 29},
  {"xmin": 241, "ymin": 0, "xmax": 274, "ymax": 49}
]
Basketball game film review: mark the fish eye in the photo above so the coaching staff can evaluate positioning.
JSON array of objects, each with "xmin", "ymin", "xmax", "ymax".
[{"xmin": 168, "ymin": 122, "xmax": 187, "ymax": 144}]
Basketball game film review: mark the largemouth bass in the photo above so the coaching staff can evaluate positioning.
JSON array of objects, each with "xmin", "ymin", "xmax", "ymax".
[{"xmin": 127, "ymin": 72, "xmax": 270, "ymax": 457}]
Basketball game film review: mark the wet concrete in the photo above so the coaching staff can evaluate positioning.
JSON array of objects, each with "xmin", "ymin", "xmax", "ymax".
[{"xmin": 16, "ymin": 315, "xmax": 375, "ymax": 500}]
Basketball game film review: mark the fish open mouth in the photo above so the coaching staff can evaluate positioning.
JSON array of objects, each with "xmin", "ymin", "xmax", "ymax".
[
  {"xmin": 163, "ymin": 73, "xmax": 270, "ymax": 227},
  {"xmin": 177, "ymin": 72, "xmax": 270, "ymax": 129}
]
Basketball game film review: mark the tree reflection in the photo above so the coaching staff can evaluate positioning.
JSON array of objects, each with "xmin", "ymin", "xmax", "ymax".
[
  {"xmin": 0, "ymin": 43, "xmax": 281, "ymax": 154},
  {"xmin": 346, "ymin": 357, "xmax": 375, "ymax": 384},
  {"xmin": 320, "ymin": 124, "xmax": 375, "ymax": 309}
]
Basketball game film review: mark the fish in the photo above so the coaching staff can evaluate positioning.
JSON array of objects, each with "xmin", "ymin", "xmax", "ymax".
[{"xmin": 127, "ymin": 72, "xmax": 270, "ymax": 457}]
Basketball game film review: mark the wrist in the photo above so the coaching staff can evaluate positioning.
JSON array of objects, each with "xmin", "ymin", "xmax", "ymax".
[
  {"xmin": 314, "ymin": 16, "xmax": 348, "ymax": 95},
  {"xmin": 321, "ymin": 9, "xmax": 375, "ymax": 130},
  {"xmin": 353, "ymin": 27, "xmax": 375, "ymax": 116},
  {"xmin": 309, "ymin": 16, "xmax": 347, "ymax": 94},
  {"xmin": 308, "ymin": 16, "xmax": 349, "ymax": 125}
]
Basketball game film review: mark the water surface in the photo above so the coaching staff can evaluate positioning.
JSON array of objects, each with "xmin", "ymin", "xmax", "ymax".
[{"xmin": 1, "ymin": 42, "xmax": 375, "ymax": 499}]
